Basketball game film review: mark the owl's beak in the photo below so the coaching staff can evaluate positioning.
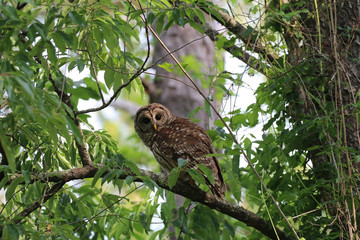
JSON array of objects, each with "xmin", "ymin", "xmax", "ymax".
[{"xmin": 153, "ymin": 123, "xmax": 157, "ymax": 131}]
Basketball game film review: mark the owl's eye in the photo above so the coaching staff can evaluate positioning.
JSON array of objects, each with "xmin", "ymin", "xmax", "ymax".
[
  {"xmin": 142, "ymin": 117, "xmax": 151, "ymax": 124},
  {"xmin": 155, "ymin": 114, "xmax": 162, "ymax": 120}
]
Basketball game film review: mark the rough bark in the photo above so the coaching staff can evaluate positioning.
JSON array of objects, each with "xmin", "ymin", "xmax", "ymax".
[{"xmin": 282, "ymin": 0, "xmax": 359, "ymax": 237}]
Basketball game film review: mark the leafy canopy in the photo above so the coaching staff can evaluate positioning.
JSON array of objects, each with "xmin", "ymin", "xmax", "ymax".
[{"xmin": 0, "ymin": 0, "xmax": 358, "ymax": 240}]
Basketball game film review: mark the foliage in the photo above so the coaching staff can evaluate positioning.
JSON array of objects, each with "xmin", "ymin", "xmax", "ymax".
[{"xmin": 0, "ymin": 0, "xmax": 359, "ymax": 239}]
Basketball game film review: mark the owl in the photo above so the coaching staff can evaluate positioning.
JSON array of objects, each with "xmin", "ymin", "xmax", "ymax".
[{"xmin": 134, "ymin": 103, "xmax": 225, "ymax": 198}]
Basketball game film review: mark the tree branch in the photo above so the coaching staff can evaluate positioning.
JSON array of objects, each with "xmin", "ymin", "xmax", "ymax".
[
  {"xmin": 201, "ymin": 22, "xmax": 269, "ymax": 75},
  {"xmin": 5, "ymin": 165, "xmax": 292, "ymax": 240}
]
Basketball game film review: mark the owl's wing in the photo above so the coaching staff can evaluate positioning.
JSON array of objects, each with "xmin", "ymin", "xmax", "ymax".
[{"xmin": 152, "ymin": 118, "xmax": 225, "ymax": 198}]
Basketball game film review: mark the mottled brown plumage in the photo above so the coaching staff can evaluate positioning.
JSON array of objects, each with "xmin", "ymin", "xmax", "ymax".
[{"xmin": 134, "ymin": 103, "xmax": 225, "ymax": 198}]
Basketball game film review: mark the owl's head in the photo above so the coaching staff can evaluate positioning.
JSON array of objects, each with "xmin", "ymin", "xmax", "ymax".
[{"xmin": 134, "ymin": 103, "xmax": 175, "ymax": 144}]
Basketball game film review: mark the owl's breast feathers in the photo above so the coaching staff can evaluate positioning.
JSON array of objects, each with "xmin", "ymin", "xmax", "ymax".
[
  {"xmin": 152, "ymin": 118, "xmax": 212, "ymax": 160},
  {"xmin": 151, "ymin": 117, "xmax": 225, "ymax": 198}
]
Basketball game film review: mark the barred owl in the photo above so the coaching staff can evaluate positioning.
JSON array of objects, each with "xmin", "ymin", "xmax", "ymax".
[{"xmin": 134, "ymin": 103, "xmax": 225, "ymax": 198}]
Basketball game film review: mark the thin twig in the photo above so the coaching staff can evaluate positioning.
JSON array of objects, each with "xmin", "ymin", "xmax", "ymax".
[{"xmin": 287, "ymin": 208, "xmax": 320, "ymax": 220}]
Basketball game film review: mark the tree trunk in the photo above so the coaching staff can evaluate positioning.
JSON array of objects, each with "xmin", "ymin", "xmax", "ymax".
[
  {"xmin": 283, "ymin": 0, "xmax": 359, "ymax": 237},
  {"xmin": 150, "ymin": 25, "xmax": 216, "ymax": 127}
]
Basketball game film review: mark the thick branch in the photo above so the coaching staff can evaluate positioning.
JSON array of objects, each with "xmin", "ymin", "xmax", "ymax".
[
  {"xmin": 75, "ymin": 123, "xmax": 94, "ymax": 167},
  {"xmin": 6, "ymin": 166, "xmax": 292, "ymax": 240}
]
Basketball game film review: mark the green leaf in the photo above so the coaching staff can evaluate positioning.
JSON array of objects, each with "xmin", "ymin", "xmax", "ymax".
[
  {"xmin": 247, "ymin": 111, "xmax": 258, "ymax": 126},
  {"xmin": 159, "ymin": 0, "xmax": 171, "ymax": 8},
  {"xmin": 33, "ymin": 22, "xmax": 47, "ymax": 40},
  {"xmin": 68, "ymin": 11, "xmax": 87, "ymax": 27},
  {"xmin": 202, "ymin": 6, "xmax": 224, "ymax": 24},
  {"xmin": 104, "ymin": 69, "xmax": 115, "ymax": 89},
  {"xmin": 1, "ymin": 5, "xmax": 20, "ymax": 21},
  {"xmin": 103, "ymin": 25, "xmax": 119, "ymax": 52},
  {"xmin": 3, "ymin": 224, "xmax": 23, "ymax": 239},
  {"xmin": 224, "ymin": 221, "xmax": 235, "ymax": 237},
  {"xmin": 197, "ymin": 164, "xmax": 214, "ymax": 185},
  {"xmin": 52, "ymin": 31, "xmax": 67, "ymax": 53},
  {"xmin": 193, "ymin": 9, "xmax": 206, "ymax": 25},
  {"xmin": 139, "ymin": 176, "xmax": 157, "ymax": 191},
  {"xmin": 46, "ymin": 41, "xmax": 57, "ymax": 64},
  {"xmin": 232, "ymin": 155, "xmax": 240, "ymax": 175},
  {"xmin": 189, "ymin": 21, "xmax": 204, "ymax": 34},
  {"xmin": 6, "ymin": 177, "xmax": 24, "ymax": 201},
  {"xmin": 187, "ymin": 168, "xmax": 206, "ymax": 185},
  {"xmin": 92, "ymin": 165, "xmax": 110, "ymax": 187},
  {"xmin": 57, "ymin": 152, "xmax": 71, "ymax": 169},
  {"xmin": 126, "ymin": 161, "xmax": 141, "ymax": 175},
  {"xmin": 77, "ymin": 201, "xmax": 91, "ymax": 219},
  {"xmin": 22, "ymin": 170, "xmax": 31, "ymax": 186},
  {"xmin": 214, "ymin": 118, "xmax": 226, "ymax": 128},
  {"xmin": 76, "ymin": 59, "xmax": 85, "ymax": 72},
  {"xmin": 164, "ymin": 18, "xmax": 174, "ymax": 32},
  {"xmin": 204, "ymin": 100, "xmax": 212, "ymax": 118},
  {"xmin": 177, "ymin": 158, "xmax": 188, "ymax": 168},
  {"xmin": 241, "ymin": 26, "xmax": 254, "ymax": 38},
  {"xmin": 147, "ymin": 12, "xmax": 156, "ymax": 24},
  {"xmin": 101, "ymin": 170, "xmax": 117, "ymax": 185},
  {"xmin": 64, "ymin": 115, "xmax": 82, "ymax": 144},
  {"xmin": 168, "ymin": 169, "xmax": 180, "ymax": 189},
  {"xmin": 156, "ymin": 12, "xmax": 166, "ymax": 34},
  {"xmin": 0, "ymin": 131, "xmax": 15, "ymax": 172},
  {"xmin": 14, "ymin": 77, "xmax": 34, "ymax": 100},
  {"xmin": 149, "ymin": 230, "xmax": 160, "ymax": 240},
  {"xmin": 139, "ymin": 211, "xmax": 149, "ymax": 234},
  {"xmin": 186, "ymin": 107, "xmax": 200, "ymax": 120},
  {"xmin": 173, "ymin": 8, "xmax": 187, "ymax": 27},
  {"xmin": 231, "ymin": 114, "xmax": 246, "ymax": 130},
  {"xmin": 158, "ymin": 62, "xmax": 173, "ymax": 72},
  {"xmin": 125, "ymin": 176, "xmax": 136, "ymax": 186}
]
